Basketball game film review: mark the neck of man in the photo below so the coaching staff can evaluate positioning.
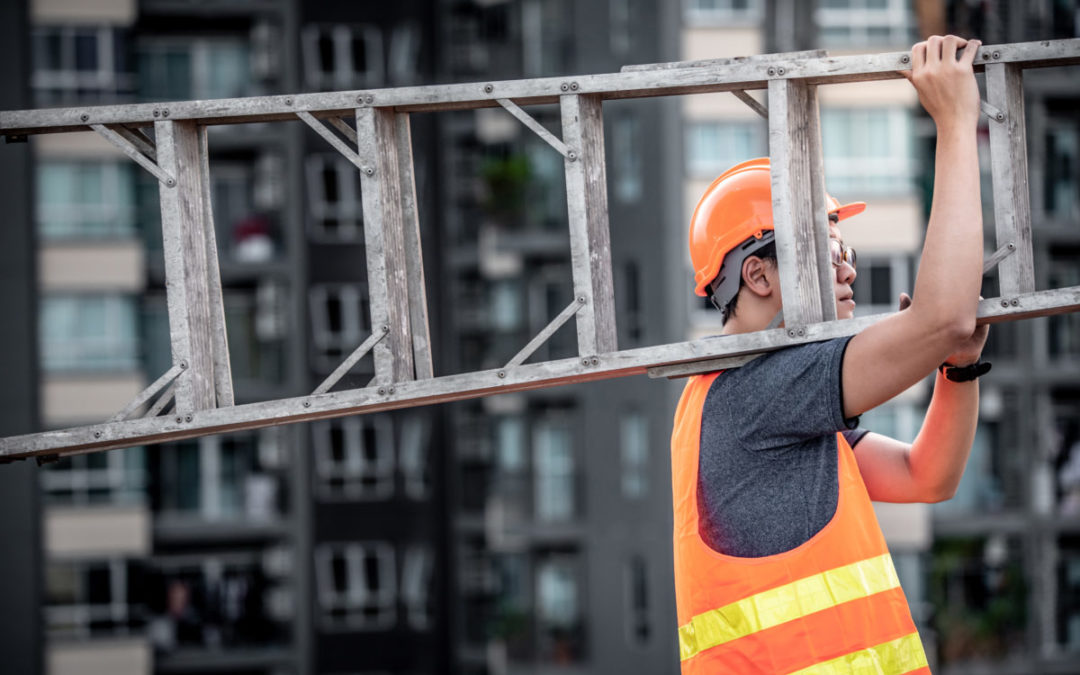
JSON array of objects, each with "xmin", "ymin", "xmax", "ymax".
[{"xmin": 720, "ymin": 291, "xmax": 783, "ymax": 336}]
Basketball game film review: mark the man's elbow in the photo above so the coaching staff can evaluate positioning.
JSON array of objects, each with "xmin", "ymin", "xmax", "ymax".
[{"xmin": 919, "ymin": 477, "xmax": 960, "ymax": 503}]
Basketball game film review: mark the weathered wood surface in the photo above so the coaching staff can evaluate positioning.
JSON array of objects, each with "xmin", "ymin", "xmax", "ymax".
[
  {"xmin": 3, "ymin": 286, "xmax": 1079, "ymax": 461},
  {"xmin": 4, "ymin": 39, "xmax": 1077, "ymax": 135}
]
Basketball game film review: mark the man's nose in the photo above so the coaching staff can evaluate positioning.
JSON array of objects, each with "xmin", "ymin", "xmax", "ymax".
[{"xmin": 836, "ymin": 261, "xmax": 856, "ymax": 284}]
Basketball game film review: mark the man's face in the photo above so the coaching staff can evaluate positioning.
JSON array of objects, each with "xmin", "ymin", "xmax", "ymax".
[{"xmin": 830, "ymin": 223, "xmax": 857, "ymax": 320}]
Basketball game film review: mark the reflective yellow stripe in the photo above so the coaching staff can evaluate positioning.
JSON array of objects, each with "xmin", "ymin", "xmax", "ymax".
[
  {"xmin": 786, "ymin": 632, "xmax": 928, "ymax": 675},
  {"xmin": 679, "ymin": 553, "xmax": 901, "ymax": 661}
]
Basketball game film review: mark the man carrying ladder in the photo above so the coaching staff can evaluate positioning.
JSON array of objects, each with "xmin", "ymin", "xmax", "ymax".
[{"xmin": 672, "ymin": 35, "xmax": 986, "ymax": 673}]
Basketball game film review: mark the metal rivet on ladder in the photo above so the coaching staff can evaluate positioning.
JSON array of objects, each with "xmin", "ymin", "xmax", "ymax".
[
  {"xmin": 180, "ymin": 360, "xmax": 188, "ymax": 369},
  {"xmin": 591, "ymin": 357, "xmax": 598, "ymax": 365},
  {"xmin": 1011, "ymin": 298, "xmax": 1020, "ymax": 306},
  {"xmin": 364, "ymin": 167, "xmax": 375, "ymax": 176},
  {"xmin": 484, "ymin": 84, "xmax": 494, "ymax": 93},
  {"xmin": 1001, "ymin": 299, "xmax": 1010, "ymax": 307},
  {"xmin": 388, "ymin": 387, "xmax": 395, "ymax": 394},
  {"xmin": 166, "ymin": 178, "xmax": 176, "ymax": 187},
  {"xmin": 577, "ymin": 296, "xmax": 586, "ymax": 304},
  {"xmin": 498, "ymin": 371, "xmax": 506, "ymax": 378},
  {"xmin": 901, "ymin": 55, "xmax": 910, "ymax": 64},
  {"xmin": 175, "ymin": 416, "xmax": 183, "ymax": 424},
  {"xmin": 567, "ymin": 151, "xmax": 577, "ymax": 161},
  {"xmin": 185, "ymin": 414, "xmax": 192, "ymax": 422},
  {"xmin": 560, "ymin": 82, "xmax": 570, "ymax": 92},
  {"xmin": 94, "ymin": 431, "xmax": 102, "ymax": 438},
  {"xmin": 992, "ymin": 51, "xmax": 1001, "ymax": 59},
  {"xmin": 303, "ymin": 400, "xmax": 311, "ymax": 408},
  {"xmin": 382, "ymin": 324, "xmax": 390, "ymax": 332},
  {"xmin": 582, "ymin": 359, "xmax": 590, "ymax": 366},
  {"xmin": 768, "ymin": 67, "xmax": 776, "ymax": 76},
  {"xmin": 80, "ymin": 114, "xmax": 89, "ymax": 122},
  {"xmin": 570, "ymin": 82, "xmax": 579, "ymax": 91},
  {"xmin": 378, "ymin": 387, "xmax": 386, "ymax": 395},
  {"xmin": 996, "ymin": 112, "xmax": 1005, "ymax": 121},
  {"xmin": 777, "ymin": 67, "xmax": 785, "ymax": 75},
  {"xmin": 153, "ymin": 109, "xmax": 160, "ymax": 118},
  {"xmin": 365, "ymin": 95, "xmax": 374, "ymax": 104},
  {"xmin": 162, "ymin": 109, "xmax": 169, "ymax": 118},
  {"xmin": 285, "ymin": 98, "xmax": 293, "ymax": 106}
]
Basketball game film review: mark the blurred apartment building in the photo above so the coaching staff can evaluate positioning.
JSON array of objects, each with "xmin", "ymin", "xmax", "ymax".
[
  {"xmin": 5, "ymin": 0, "xmax": 1079, "ymax": 674},
  {"xmin": 679, "ymin": 1, "xmax": 1080, "ymax": 673}
]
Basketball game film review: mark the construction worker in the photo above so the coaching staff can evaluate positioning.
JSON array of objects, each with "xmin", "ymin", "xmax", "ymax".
[{"xmin": 672, "ymin": 35, "xmax": 987, "ymax": 673}]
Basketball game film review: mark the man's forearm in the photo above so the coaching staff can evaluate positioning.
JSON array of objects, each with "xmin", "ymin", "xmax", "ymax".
[{"xmin": 908, "ymin": 372, "xmax": 980, "ymax": 501}]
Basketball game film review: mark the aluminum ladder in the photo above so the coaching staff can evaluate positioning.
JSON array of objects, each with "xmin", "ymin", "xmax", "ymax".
[{"xmin": 2, "ymin": 38, "xmax": 1078, "ymax": 461}]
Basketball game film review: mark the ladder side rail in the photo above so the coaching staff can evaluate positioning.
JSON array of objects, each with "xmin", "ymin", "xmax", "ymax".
[
  {"xmin": 356, "ymin": 106, "xmax": 415, "ymax": 384},
  {"xmin": 561, "ymin": 93, "xmax": 618, "ymax": 356},
  {"xmin": 395, "ymin": 113, "xmax": 434, "ymax": 380},
  {"xmin": 6, "ymin": 286, "xmax": 1080, "ymax": 461},
  {"xmin": 5, "ymin": 40, "xmax": 1079, "ymax": 135},
  {"xmin": 986, "ymin": 62, "xmax": 1036, "ymax": 297},
  {"xmin": 198, "ymin": 125, "xmax": 235, "ymax": 407},
  {"xmin": 155, "ymin": 119, "xmax": 219, "ymax": 412},
  {"xmin": 768, "ymin": 78, "xmax": 836, "ymax": 327}
]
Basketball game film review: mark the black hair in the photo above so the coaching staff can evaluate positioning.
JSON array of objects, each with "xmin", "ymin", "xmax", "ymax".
[{"xmin": 719, "ymin": 242, "xmax": 777, "ymax": 324}]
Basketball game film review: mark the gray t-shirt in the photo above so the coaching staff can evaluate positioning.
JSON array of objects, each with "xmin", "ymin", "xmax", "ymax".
[{"xmin": 698, "ymin": 336, "xmax": 866, "ymax": 558}]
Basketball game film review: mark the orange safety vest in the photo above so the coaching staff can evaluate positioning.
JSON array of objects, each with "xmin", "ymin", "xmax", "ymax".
[{"xmin": 671, "ymin": 372, "xmax": 930, "ymax": 674}]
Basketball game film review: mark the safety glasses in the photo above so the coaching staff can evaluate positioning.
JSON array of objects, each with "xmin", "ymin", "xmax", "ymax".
[{"xmin": 829, "ymin": 238, "xmax": 856, "ymax": 269}]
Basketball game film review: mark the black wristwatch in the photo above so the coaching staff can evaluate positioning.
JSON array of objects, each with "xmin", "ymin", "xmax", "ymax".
[{"xmin": 939, "ymin": 360, "xmax": 992, "ymax": 382}]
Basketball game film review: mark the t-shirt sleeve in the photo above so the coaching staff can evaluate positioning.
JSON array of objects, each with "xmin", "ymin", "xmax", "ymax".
[{"xmin": 717, "ymin": 336, "xmax": 859, "ymax": 451}]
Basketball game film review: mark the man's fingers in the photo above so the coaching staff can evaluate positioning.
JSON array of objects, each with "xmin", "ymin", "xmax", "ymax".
[
  {"xmin": 926, "ymin": 35, "xmax": 944, "ymax": 64},
  {"xmin": 911, "ymin": 41, "xmax": 927, "ymax": 72},
  {"xmin": 959, "ymin": 39, "xmax": 982, "ymax": 65},
  {"xmin": 942, "ymin": 35, "xmax": 964, "ymax": 62}
]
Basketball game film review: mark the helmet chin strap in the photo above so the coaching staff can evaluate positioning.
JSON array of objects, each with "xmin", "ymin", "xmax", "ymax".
[{"xmin": 767, "ymin": 309, "xmax": 784, "ymax": 330}]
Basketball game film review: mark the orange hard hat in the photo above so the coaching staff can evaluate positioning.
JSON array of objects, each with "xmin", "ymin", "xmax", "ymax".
[{"xmin": 690, "ymin": 157, "xmax": 866, "ymax": 299}]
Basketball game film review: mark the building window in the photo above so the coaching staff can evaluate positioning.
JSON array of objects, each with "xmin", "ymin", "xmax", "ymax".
[
  {"xmin": 309, "ymin": 284, "xmax": 372, "ymax": 374},
  {"xmin": 146, "ymin": 553, "xmax": 289, "ymax": 652},
  {"xmin": 211, "ymin": 163, "xmax": 278, "ymax": 264},
  {"xmin": 45, "ymin": 558, "xmax": 143, "ymax": 638},
  {"xmin": 315, "ymin": 542, "xmax": 397, "ymax": 631},
  {"xmin": 610, "ymin": 0, "xmax": 634, "ymax": 55},
  {"xmin": 302, "ymin": 25, "xmax": 385, "ymax": 91},
  {"xmin": 687, "ymin": 122, "xmax": 763, "ymax": 178},
  {"xmin": 625, "ymin": 556, "xmax": 651, "ymax": 646},
  {"xmin": 533, "ymin": 415, "xmax": 575, "ymax": 522},
  {"xmin": 400, "ymin": 414, "xmax": 432, "ymax": 500},
  {"xmin": 851, "ymin": 254, "xmax": 913, "ymax": 317},
  {"xmin": 1048, "ymin": 248, "xmax": 1080, "ymax": 360},
  {"xmin": 821, "ymin": 108, "xmax": 914, "ymax": 196},
  {"xmin": 151, "ymin": 434, "xmax": 279, "ymax": 521},
  {"xmin": 306, "ymin": 154, "xmax": 365, "ymax": 242},
  {"xmin": 613, "ymin": 114, "xmax": 643, "ymax": 203},
  {"xmin": 312, "ymin": 416, "xmax": 395, "ymax": 501},
  {"xmin": 623, "ymin": 260, "xmax": 644, "ymax": 345},
  {"xmin": 32, "ymin": 26, "xmax": 134, "ymax": 105},
  {"xmin": 1061, "ymin": 537, "xmax": 1080, "ymax": 651},
  {"xmin": 620, "ymin": 412, "xmax": 649, "ymax": 499},
  {"xmin": 137, "ymin": 39, "xmax": 253, "ymax": 102},
  {"xmin": 402, "ymin": 545, "xmax": 434, "ymax": 631},
  {"xmin": 37, "ymin": 161, "xmax": 136, "ymax": 240},
  {"xmin": 536, "ymin": 554, "xmax": 584, "ymax": 661},
  {"xmin": 41, "ymin": 295, "xmax": 139, "ymax": 372},
  {"xmin": 41, "ymin": 447, "xmax": 146, "ymax": 506},
  {"xmin": 817, "ymin": 0, "xmax": 916, "ymax": 49},
  {"xmin": 1046, "ymin": 118, "xmax": 1079, "ymax": 222},
  {"xmin": 684, "ymin": 0, "xmax": 761, "ymax": 25}
]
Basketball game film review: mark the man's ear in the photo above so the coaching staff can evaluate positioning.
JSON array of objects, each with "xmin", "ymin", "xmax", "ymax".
[{"xmin": 741, "ymin": 256, "xmax": 775, "ymax": 298}]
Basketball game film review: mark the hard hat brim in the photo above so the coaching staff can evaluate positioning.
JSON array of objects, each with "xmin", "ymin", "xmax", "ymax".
[{"xmin": 830, "ymin": 201, "xmax": 866, "ymax": 221}]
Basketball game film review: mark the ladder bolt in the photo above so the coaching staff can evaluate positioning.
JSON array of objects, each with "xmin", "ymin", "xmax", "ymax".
[
  {"xmin": 389, "ymin": 387, "xmax": 395, "ymax": 394},
  {"xmin": 365, "ymin": 95, "xmax": 374, "ymax": 104},
  {"xmin": 364, "ymin": 167, "xmax": 375, "ymax": 176},
  {"xmin": 484, "ymin": 84, "xmax": 494, "ymax": 93},
  {"xmin": 787, "ymin": 329, "xmax": 796, "ymax": 337},
  {"xmin": 80, "ymin": 114, "xmax": 89, "ymax": 122},
  {"xmin": 153, "ymin": 109, "xmax": 160, "ymax": 118},
  {"xmin": 777, "ymin": 67, "xmax": 786, "ymax": 75},
  {"xmin": 382, "ymin": 324, "xmax": 390, "ymax": 332},
  {"xmin": 498, "ymin": 371, "xmax": 506, "ymax": 378},
  {"xmin": 797, "ymin": 328, "xmax": 805, "ymax": 336},
  {"xmin": 567, "ymin": 151, "xmax": 577, "ymax": 161},
  {"xmin": 901, "ymin": 55, "xmax": 910, "ymax": 64},
  {"xmin": 175, "ymin": 416, "xmax": 183, "ymax": 424},
  {"xmin": 768, "ymin": 67, "xmax": 776, "ymax": 76},
  {"xmin": 166, "ymin": 178, "xmax": 176, "ymax": 187},
  {"xmin": 378, "ymin": 387, "xmax": 386, "ymax": 395},
  {"xmin": 1001, "ymin": 299, "xmax": 1010, "ymax": 307},
  {"xmin": 992, "ymin": 51, "xmax": 1001, "ymax": 59},
  {"xmin": 285, "ymin": 98, "xmax": 293, "ymax": 106},
  {"xmin": 303, "ymin": 400, "xmax": 311, "ymax": 408},
  {"xmin": 996, "ymin": 112, "xmax": 1004, "ymax": 121},
  {"xmin": 94, "ymin": 431, "xmax": 102, "ymax": 439},
  {"xmin": 1011, "ymin": 298, "xmax": 1019, "ymax": 306},
  {"xmin": 180, "ymin": 360, "xmax": 188, "ymax": 369},
  {"xmin": 582, "ymin": 359, "xmax": 590, "ymax": 366},
  {"xmin": 162, "ymin": 109, "xmax": 169, "ymax": 117},
  {"xmin": 570, "ymin": 82, "xmax": 579, "ymax": 91},
  {"xmin": 561, "ymin": 83, "xmax": 570, "ymax": 92},
  {"xmin": 185, "ymin": 414, "xmax": 192, "ymax": 422},
  {"xmin": 591, "ymin": 357, "xmax": 599, "ymax": 365},
  {"xmin": 578, "ymin": 296, "xmax": 586, "ymax": 304}
]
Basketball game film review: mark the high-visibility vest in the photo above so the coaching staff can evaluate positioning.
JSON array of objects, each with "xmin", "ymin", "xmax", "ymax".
[{"xmin": 671, "ymin": 372, "xmax": 930, "ymax": 674}]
